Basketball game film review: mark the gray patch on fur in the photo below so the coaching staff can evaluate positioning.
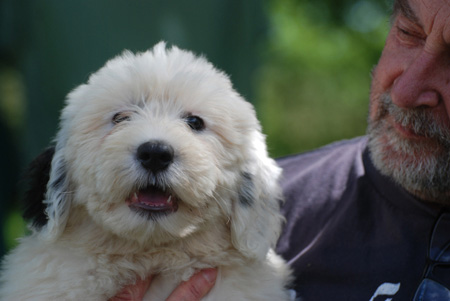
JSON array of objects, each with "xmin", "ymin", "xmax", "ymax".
[{"xmin": 239, "ymin": 172, "xmax": 255, "ymax": 207}]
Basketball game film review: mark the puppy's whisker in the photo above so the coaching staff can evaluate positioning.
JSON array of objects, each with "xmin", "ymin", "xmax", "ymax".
[
  {"xmin": 61, "ymin": 190, "xmax": 75, "ymax": 196},
  {"xmin": 210, "ymin": 192, "xmax": 231, "ymax": 218},
  {"xmin": 214, "ymin": 184, "xmax": 236, "ymax": 194}
]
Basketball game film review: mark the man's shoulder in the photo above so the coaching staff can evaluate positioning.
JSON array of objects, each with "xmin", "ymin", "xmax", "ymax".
[
  {"xmin": 276, "ymin": 136, "xmax": 367, "ymax": 186},
  {"xmin": 277, "ymin": 136, "xmax": 367, "ymax": 167},
  {"xmin": 276, "ymin": 136, "xmax": 369, "ymax": 259}
]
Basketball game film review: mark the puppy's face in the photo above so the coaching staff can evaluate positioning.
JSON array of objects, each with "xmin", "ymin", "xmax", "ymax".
[{"xmin": 58, "ymin": 44, "xmax": 262, "ymax": 245}]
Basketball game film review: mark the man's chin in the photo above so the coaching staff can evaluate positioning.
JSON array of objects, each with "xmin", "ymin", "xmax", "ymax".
[{"xmin": 368, "ymin": 126, "xmax": 450, "ymax": 204}]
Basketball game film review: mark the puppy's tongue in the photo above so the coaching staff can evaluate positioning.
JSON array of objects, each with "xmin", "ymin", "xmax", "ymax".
[{"xmin": 126, "ymin": 187, "xmax": 177, "ymax": 212}]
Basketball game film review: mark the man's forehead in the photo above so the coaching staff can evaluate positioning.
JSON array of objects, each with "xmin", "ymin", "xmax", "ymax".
[{"xmin": 394, "ymin": 0, "xmax": 450, "ymax": 41}]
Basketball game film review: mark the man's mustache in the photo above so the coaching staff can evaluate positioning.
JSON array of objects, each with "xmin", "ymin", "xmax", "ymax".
[{"xmin": 379, "ymin": 93, "xmax": 450, "ymax": 145}]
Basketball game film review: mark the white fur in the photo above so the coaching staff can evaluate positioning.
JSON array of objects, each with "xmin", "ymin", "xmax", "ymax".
[{"xmin": 0, "ymin": 42, "xmax": 291, "ymax": 300}]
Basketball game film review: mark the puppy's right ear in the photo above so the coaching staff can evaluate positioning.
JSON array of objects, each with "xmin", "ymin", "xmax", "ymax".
[
  {"xmin": 22, "ymin": 147, "xmax": 56, "ymax": 229},
  {"xmin": 22, "ymin": 145, "xmax": 71, "ymax": 240},
  {"xmin": 42, "ymin": 145, "xmax": 71, "ymax": 240}
]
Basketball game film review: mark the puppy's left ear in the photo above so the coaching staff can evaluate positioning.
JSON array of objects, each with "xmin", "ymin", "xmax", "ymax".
[{"xmin": 230, "ymin": 136, "xmax": 284, "ymax": 260}]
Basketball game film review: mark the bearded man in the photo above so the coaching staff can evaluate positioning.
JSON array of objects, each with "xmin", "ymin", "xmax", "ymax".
[{"xmin": 276, "ymin": 0, "xmax": 450, "ymax": 299}]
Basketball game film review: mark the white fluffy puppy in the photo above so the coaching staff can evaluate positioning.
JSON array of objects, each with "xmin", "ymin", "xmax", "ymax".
[{"xmin": 0, "ymin": 42, "xmax": 291, "ymax": 300}]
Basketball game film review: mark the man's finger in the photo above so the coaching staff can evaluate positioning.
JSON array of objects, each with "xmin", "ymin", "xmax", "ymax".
[
  {"xmin": 167, "ymin": 268, "xmax": 218, "ymax": 301},
  {"xmin": 109, "ymin": 276, "xmax": 153, "ymax": 301}
]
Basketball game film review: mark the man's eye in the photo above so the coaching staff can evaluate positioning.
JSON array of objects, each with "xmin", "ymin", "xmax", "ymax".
[
  {"xmin": 112, "ymin": 112, "xmax": 132, "ymax": 124},
  {"xmin": 398, "ymin": 26, "xmax": 416, "ymax": 37},
  {"xmin": 395, "ymin": 22, "xmax": 425, "ymax": 45},
  {"xmin": 185, "ymin": 115, "xmax": 205, "ymax": 131},
  {"xmin": 398, "ymin": 27, "xmax": 411, "ymax": 36}
]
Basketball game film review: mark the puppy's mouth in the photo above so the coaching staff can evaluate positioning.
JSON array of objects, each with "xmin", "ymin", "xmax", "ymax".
[{"xmin": 126, "ymin": 186, "xmax": 178, "ymax": 217}]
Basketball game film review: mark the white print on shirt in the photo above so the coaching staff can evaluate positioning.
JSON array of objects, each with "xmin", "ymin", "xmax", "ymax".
[{"xmin": 369, "ymin": 282, "xmax": 401, "ymax": 301}]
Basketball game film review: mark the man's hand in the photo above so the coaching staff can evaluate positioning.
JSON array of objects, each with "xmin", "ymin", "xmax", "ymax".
[
  {"xmin": 110, "ymin": 268, "xmax": 217, "ymax": 301},
  {"xmin": 110, "ymin": 276, "xmax": 153, "ymax": 301},
  {"xmin": 166, "ymin": 268, "xmax": 217, "ymax": 301}
]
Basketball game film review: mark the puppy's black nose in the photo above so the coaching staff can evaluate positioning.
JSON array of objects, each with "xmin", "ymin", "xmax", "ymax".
[{"xmin": 136, "ymin": 141, "xmax": 174, "ymax": 173}]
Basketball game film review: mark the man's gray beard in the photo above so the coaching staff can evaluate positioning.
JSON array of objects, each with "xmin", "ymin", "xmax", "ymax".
[{"xmin": 367, "ymin": 93, "xmax": 450, "ymax": 203}]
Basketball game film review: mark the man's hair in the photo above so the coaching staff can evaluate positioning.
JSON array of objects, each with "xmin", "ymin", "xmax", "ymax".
[
  {"xmin": 393, "ymin": 0, "xmax": 403, "ymax": 14},
  {"xmin": 391, "ymin": 0, "xmax": 417, "ymax": 24},
  {"xmin": 392, "ymin": 0, "xmax": 415, "ymax": 18}
]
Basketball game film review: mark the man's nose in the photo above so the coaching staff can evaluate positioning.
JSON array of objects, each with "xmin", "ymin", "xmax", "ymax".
[{"xmin": 391, "ymin": 50, "xmax": 443, "ymax": 109}]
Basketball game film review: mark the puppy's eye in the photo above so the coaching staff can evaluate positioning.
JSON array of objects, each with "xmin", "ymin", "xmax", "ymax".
[
  {"xmin": 185, "ymin": 115, "xmax": 205, "ymax": 131},
  {"xmin": 112, "ymin": 112, "xmax": 131, "ymax": 124}
]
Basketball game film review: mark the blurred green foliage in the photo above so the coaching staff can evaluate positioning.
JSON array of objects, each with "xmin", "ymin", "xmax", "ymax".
[{"xmin": 255, "ymin": 0, "xmax": 390, "ymax": 157}]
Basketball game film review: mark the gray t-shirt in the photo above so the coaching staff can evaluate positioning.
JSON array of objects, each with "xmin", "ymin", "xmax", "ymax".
[{"xmin": 276, "ymin": 136, "xmax": 450, "ymax": 300}]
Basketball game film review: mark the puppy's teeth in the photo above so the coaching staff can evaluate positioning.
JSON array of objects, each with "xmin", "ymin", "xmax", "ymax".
[
  {"xmin": 167, "ymin": 195, "xmax": 172, "ymax": 203},
  {"xmin": 134, "ymin": 192, "xmax": 138, "ymax": 200}
]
